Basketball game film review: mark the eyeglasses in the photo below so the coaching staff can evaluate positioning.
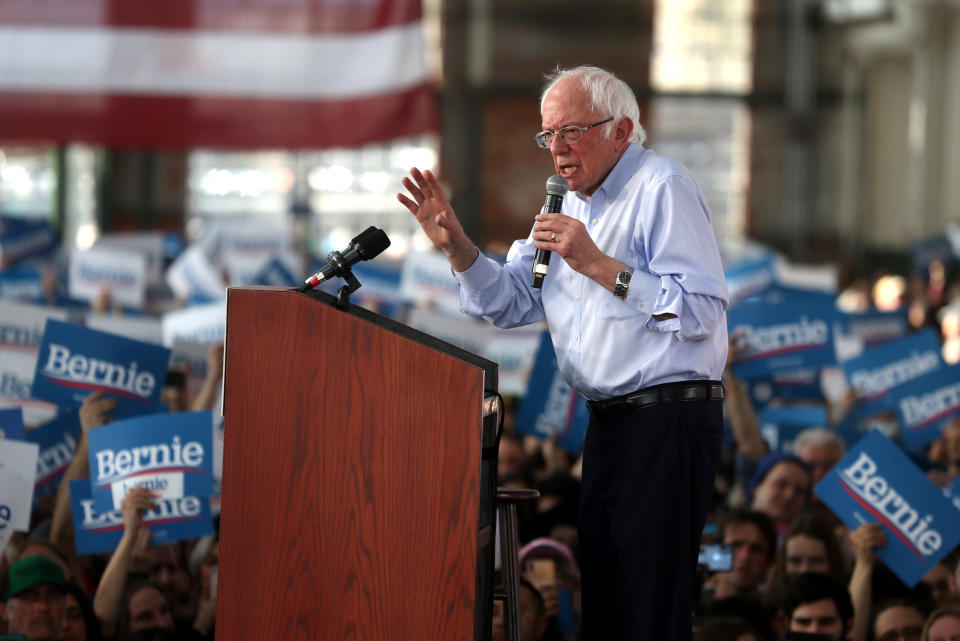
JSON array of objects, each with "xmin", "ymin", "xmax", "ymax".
[
  {"xmin": 535, "ymin": 117, "xmax": 613, "ymax": 149},
  {"xmin": 876, "ymin": 625, "xmax": 923, "ymax": 641}
]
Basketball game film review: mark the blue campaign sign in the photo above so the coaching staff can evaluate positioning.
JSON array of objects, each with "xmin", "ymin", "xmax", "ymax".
[
  {"xmin": 744, "ymin": 367, "xmax": 823, "ymax": 408},
  {"xmin": 891, "ymin": 364, "xmax": 960, "ymax": 452},
  {"xmin": 30, "ymin": 319, "xmax": 171, "ymax": 418},
  {"xmin": 349, "ymin": 260, "xmax": 408, "ymax": 305},
  {"xmin": 0, "ymin": 407, "xmax": 25, "ymax": 441},
  {"xmin": 841, "ymin": 309, "xmax": 910, "ymax": 347},
  {"xmin": 0, "ymin": 264, "xmax": 46, "ymax": 302},
  {"xmin": 757, "ymin": 406, "xmax": 828, "ymax": 453},
  {"xmin": 87, "ymin": 411, "xmax": 214, "ymax": 512},
  {"xmin": 948, "ymin": 477, "xmax": 960, "ymax": 513},
  {"xmin": 253, "ymin": 257, "xmax": 298, "ymax": 287},
  {"xmin": 748, "ymin": 285, "xmax": 837, "ymax": 307},
  {"xmin": 26, "ymin": 412, "xmax": 81, "ymax": 489},
  {"xmin": 69, "ymin": 479, "xmax": 214, "ymax": 555},
  {"xmin": 0, "ymin": 216, "xmax": 58, "ymax": 266},
  {"xmin": 830, "ymin": 414, "xmax": 886, "ymax": 452},
  {"xmin": 814, "ymin": 430, "xmax": 960, "ymax": 587},
  {"xmin": 516, "ymin": 332, "xmax": 590, "ymax": 454},
  {"xmin": 728, "ymin": 299, "xmax": 839, "ymax": 380},
  {"xmin": 725, "ymin": 256, "xmax": 774, "ymax": 307},
  {"xmin": 842, "ymin": 329, "xmax": 944, "ymax": 417}
]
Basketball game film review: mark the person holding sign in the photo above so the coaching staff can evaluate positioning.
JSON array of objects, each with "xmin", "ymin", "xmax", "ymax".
[
  {"xmin": 49, "ymin": 391, "xmax": 117, "ymax": 556},
  {"xmin": 399, "ymin": 65, "xmax": 728, "ymax": 641},
  {"xmin": 94, "ymin": 487, "xmax": 160, "ymax": 639}
]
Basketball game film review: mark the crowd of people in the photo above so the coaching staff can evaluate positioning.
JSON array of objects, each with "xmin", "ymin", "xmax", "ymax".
[
  {"xmin": 3, "ymin": 257, "xmax": 960, "ymax": 641},
  {"xmin": 486, "ymin": 260, "xmax": 960, "ymax": 641},
  {"xmin": 1, "ymin": 342, "xmax": 223, "ymax": 641}
]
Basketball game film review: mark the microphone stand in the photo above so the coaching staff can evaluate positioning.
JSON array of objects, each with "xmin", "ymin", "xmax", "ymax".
[{"xmin": 335, "ymin": 268, "xmax": 361, "ymax": 309}]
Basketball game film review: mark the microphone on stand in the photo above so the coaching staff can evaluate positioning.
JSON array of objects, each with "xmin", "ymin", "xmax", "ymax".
[
  {"xmin": 531, "ymin": 174, "xmax": 569, "ymax": 288},
  {"xmin": 300, "ymin": 227, "xmax": 390, "ymax": 292}
]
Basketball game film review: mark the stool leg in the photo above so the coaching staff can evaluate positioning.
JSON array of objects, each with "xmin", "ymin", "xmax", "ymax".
[{"xmin": 498, "ymin": 503, "xmax": 521, "ymax": 641}]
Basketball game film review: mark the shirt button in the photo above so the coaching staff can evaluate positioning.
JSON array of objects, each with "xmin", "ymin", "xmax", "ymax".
[
  {"xmin": 574, "ymin": 335, "xmax": 579, "ymax": 341},
  {"xmin": 638, "ymin": 303, "xmax": 643, "ymax": 309},
  {"xmin": 575, "ymin": 296, "xmax": 580, "ymax": 301},
  {"xmin": 592, "ymin": 218, "xmax": 598, "ymax": 225}
]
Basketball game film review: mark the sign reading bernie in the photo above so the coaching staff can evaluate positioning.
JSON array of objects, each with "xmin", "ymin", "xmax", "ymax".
[
  {"xmin": 31, "ymin": 320, "xmax": 170, "ymax": 417},
  {"xmin": 727, "ymin": 299, "xmax": 839, "ymax": 379},
  {"xmin": 842, "ymin": 329, "xmax": 944, "ymax": 418},
  {"xmin": 892, "ymin": 364, "xmax": 960, "ymax": 451},
  {"xmin": 87, "ymin": 411, "xmax": 213, "ymax": 512},
  {"xmin": 69, "ymin": 479, "xmax": 213, "ymax": 555},
  {"xmin": 26, "ymin": 412, "xmax": 82, "ymax": 490},
  {"xmin": 815, "ymin": 430, "xmax": 960, "ymax": 587}
]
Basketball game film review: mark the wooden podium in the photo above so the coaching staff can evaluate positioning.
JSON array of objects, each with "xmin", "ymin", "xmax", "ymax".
[{"xmin": 217, "ymin": 286, "xmax": 499, "ymax": 641}]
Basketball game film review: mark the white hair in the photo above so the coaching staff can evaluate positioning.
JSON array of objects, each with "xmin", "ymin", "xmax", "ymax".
[
  {"xmin": 793, "ymin": 427, "xmax": 846, "ymax": 456},
  {"xmin": 540, "ymin": 65, "xmax": 646, "ymax": 145}
]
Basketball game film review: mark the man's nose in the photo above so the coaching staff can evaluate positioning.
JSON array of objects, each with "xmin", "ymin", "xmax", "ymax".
[{"xmin": 549, "ymin": 133, "xmax": 570, "ymax": 152}]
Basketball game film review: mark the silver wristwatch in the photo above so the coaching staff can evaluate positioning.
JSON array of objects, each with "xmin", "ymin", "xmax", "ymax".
[{"xmin": 614, "ymin": 267, "xmax": 633, "ymax": 300}]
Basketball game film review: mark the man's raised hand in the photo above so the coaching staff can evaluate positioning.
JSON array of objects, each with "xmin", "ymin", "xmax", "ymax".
[{"xmin": 397, "ymin": 168, "xmax": 478, "ymax": 272}]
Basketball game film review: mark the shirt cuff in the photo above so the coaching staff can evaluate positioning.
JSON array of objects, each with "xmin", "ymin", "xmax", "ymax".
[
  {"xmin": 452, "ymin": 248, "xmax": 497, "ymax": 293},
  {"xmin": 624, "ymin": 269, "xmax": 659, "ymax": 317}
]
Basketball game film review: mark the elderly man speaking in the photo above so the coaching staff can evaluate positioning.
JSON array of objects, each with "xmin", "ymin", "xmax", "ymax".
[{"xmin": 398, "ymin": 65, "xmax": 728, "ymax": 640}]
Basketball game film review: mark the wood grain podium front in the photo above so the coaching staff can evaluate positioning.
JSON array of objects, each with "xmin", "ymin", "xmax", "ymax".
[{"xmin": 218, "ymin": 286, "xmax": 498, "ymax": 641}]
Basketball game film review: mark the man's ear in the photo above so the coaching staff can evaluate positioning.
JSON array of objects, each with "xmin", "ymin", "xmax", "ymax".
[{"xmin": 614, "ymin": 117, "xmax": 634, "ymax": 150}]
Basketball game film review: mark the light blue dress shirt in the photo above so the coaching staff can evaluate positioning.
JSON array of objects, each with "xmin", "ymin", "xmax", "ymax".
[{"xmin": 455, "ymin": 143, "xmax": 729, "ymax": 401}]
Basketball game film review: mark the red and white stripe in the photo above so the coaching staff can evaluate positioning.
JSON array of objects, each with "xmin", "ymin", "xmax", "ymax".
[{"xmin": 0, "ymin": 0, "xmax": 437, "ymax": 149}]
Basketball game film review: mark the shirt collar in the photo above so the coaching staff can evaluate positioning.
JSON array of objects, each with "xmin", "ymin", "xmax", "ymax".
[{"xmin": 574, "ymin": 142, "xmax": 648, "ymax": 203}]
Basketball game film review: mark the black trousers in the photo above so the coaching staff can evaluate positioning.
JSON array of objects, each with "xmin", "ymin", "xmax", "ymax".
[{"xmin": 579, "ymin": 395, "xmax": 723, "ymax": 641}]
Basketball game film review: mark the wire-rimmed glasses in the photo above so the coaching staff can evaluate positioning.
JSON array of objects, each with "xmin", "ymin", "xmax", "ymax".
[{"xmin": 535, "ymin": 117, "xmax": 613, "ymax": 149}]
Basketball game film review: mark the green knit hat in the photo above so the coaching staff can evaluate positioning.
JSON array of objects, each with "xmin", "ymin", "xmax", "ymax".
[{"xmin": 7, "ymin": 556, "xmax": 67, "ymax": 598}]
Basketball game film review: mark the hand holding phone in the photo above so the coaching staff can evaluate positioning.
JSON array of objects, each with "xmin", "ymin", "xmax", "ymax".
[{"xmin": 698, "ymin": 543, "xmax": 733, "ymax": 572}]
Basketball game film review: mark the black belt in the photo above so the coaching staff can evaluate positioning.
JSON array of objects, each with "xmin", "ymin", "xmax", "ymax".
[{"xmin": 586, "ymin": 381, "xmax": 724, "ymax": 424}]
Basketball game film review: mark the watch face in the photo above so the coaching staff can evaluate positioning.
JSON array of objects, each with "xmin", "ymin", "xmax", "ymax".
[{"xmin": 615, "ymin": 270, "xmax": 631, "ymax": 298}]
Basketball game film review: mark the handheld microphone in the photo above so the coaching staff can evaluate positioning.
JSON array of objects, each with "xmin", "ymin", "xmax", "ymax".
[
  {"xmin": 300, "ymin": 226, "xmax": 391, "ymax": 291},
  {"xmin": 531, "ymin": 174, "xmax": 569, "ymax": 288}
]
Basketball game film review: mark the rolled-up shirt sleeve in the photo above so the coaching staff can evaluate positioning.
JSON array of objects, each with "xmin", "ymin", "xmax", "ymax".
[{"xmin": 632, "ymin": 175, "xmax": 728, "ymax": 341}]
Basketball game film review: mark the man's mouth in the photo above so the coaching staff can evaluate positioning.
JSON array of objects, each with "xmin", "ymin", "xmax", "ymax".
[{"xmin": 558, "ymin": 164, "xmax": 579, "ymax": 177}]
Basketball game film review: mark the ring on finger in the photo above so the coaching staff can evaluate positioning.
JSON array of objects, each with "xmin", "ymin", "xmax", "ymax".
[{"xmin": 551, "ymin": 232, "xmax": 557, "ymax": 242}]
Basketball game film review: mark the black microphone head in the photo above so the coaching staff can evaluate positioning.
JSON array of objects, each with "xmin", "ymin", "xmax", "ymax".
[
  {"xmin": 356, "ymin": 228, "xmax": 391, "ymax": 260},
  {"xmin": 351, "ymin": 226, "xmax": 378, "ymax": 244},
  {"xmin": 546, "ymin": 174, "xmax": 569, "ymax": 196}
]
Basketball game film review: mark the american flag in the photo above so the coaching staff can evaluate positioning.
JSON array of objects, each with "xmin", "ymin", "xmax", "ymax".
[{"xmin": 0, "ymin": 0, "xmax": 438, "ymax": 148}]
